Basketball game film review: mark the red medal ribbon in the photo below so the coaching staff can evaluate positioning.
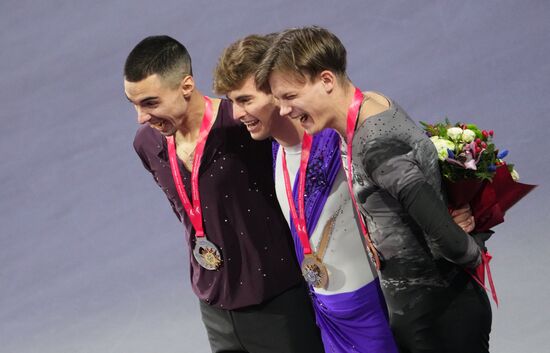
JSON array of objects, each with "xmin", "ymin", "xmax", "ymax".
[
  {"xmin": 281, "ymin": 133, "xmax": 313, "ymax": 255},
  {"xmin": 344, "ymin": 88, "xmax": 381, "ymax": 270},
  {"xmin": 166, "ymin": 96, "xmax": 213, "ymax": 238},
  {"xmin": 468, "ymin": 251, "xmax": 499, "ymax": 306}
]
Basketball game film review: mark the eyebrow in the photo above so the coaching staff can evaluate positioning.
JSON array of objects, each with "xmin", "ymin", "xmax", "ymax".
[
  {"xmin": 125, "ymin": 95, "xmax": 158, "ymax": 105},
  {"xmin": 280, "ymin": 91, "xmax": 297, "ymax": 99},
  {"xmin": 234, "ymin": 94, "xmax": 252, "ymax": 103}
]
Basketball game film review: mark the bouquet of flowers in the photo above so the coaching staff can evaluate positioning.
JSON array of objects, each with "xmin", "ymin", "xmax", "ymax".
[
  {"xmin": 421, "ymin": 119, "xmax": 536, "ymax": 305},
  {"xmin": 421, "ymin": 119, "xmax": 535, "ymax": 232}
]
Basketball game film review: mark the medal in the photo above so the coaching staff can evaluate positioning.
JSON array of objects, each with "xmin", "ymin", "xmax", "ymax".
[
  {"xmin": 167, "ymin": 96, "xmax": 223, "ymax": 270},
  {"xmin": 193, "ymin": 238, "xmax": 223, "ymax": 270},
  {"xmin": 300, "ymin": 211, "xmax": 338, "ymax": 289},
  {"xmin": 282, "ymin": 133, "xmax": 332, "ymax": 288},
  {"xmin": 301, "ymin": 254, "xmax": 329, "ymax": 289}
]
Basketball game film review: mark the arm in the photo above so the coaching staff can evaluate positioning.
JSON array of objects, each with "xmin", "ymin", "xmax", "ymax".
[
  {"xmin": 362, "ymin": 138, "xmax": 481, "ymax": 268},
  {"xmin": 133, "ymin": 131, "xmax": 182, "ymax": 222}
]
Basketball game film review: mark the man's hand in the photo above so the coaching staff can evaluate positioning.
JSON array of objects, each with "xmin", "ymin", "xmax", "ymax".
[{"xmin": 451, "ymin": 205, "xmax": 476, "ymax": 233}]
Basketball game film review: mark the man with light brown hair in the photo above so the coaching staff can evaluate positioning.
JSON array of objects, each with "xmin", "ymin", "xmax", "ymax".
[{"xmin": 255, "ymin": 26, "xmax": 492, "ymax": 353}]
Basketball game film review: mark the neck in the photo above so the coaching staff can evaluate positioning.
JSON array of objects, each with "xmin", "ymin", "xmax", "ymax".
[
  {"xmin": 177, "ymin": 89, "xmax": 206, "ymax": 141},
  {"xmin": 272, "ymin": 115, "xmax": 304, "ymax": 147},
  {"xmin": 328, "ymin": 81, "xmax": 356, "ymax": 140}
]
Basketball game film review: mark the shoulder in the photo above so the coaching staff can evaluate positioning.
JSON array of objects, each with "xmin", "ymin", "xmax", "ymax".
[
  {"xmin": 359, "ymin": 91, "xmax": 392, "ymax": 123},
  {"xmin": 364, "ymin": 91, "xmax": 391, "ymax": 108},
  {"xmin": 133, "ymin": 125, "xmax": 163, "ymax": 155},
  {"xmin": 212, "ymin": 98, "xmax": 239, "ymax": 128}
]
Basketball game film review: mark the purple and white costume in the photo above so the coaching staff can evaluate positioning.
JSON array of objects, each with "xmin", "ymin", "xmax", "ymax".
[{"xmin": 273, "ymin": 129, "xmax": 398, "ymax": 353}]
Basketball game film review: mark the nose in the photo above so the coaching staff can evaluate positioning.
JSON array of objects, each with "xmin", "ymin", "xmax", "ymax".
[
  {"xmin": 232, "ymin": 103, "xmax": 247, "ymax": 121},
  {"xmin": 136, "ymin": 106, "xmax": 151, "ymax": 124},
  {"xmin": 279, "ymin": 102, "xmax": 291, "ymax": 117}
]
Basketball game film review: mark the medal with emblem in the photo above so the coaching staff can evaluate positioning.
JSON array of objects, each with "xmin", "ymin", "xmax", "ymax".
[
  {"xmin": 300, "ymin": 211, "xmax": 338, "ymax": 289},
  {"xmin": 193, "ymin": 238, "xmax": 223, "ymax": 270},
  {"xmin": 301, "ymin": 254, "xmax": 329, "ymax": 288}
]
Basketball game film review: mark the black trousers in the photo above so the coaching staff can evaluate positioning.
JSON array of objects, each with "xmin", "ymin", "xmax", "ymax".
[
  {"xmin": 391, "ymin": 272, "xmax": 492, "ymax": 353},
  {"xmin": 199, "ymin": 282, "xmax": 325, "ymax": 353}
]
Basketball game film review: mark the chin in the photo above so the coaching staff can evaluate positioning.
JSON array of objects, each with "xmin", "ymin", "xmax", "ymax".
[{"xmin": 250, "ymin": 131, "xmax": 270, "ymax": 141}]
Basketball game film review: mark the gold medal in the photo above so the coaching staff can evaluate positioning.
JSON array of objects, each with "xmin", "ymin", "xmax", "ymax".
[
  {"xmin": 193, "ymin": 238, "xmax": 222, "ymax": 270},
  {"xmin": 301, "ymin": 254, "xmax": 329, "ymax": 289}
]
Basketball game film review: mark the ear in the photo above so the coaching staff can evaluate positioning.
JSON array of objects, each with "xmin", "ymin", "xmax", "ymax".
[
  {"xmin": 180, "ymin": 75, "xmax": 195, "ymax": 98},
  {"xmin": 319, "ymin": 70, "xmax": 337, "ymax": 93}
]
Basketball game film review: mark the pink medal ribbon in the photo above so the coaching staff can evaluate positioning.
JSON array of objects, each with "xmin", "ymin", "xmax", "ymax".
[
  {"xmin": 166, "ymin": 97, "xmax": 222, "ymax": 270},
  {"xmin": 344, "ymin": 87, "xmax": 382, "ymax": 270},
  {"xmin": 282, "ymin": 133, "xmax": 330, "ymax": 288},
  {"xmin": 281, "ymin": 132, "xmax": 313, "ymax": 255}
]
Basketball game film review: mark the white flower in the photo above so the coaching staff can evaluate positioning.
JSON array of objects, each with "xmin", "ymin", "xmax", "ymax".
[
  {"xmin": 447, "ymin": 127, "xmax": 463, "ymax": 141},
  {"xmin": 510, "ymin": 168, "xmax": 520, "ymax": 181},
  {"xmin": 430, "ymin": 136, "xmax": 455, "ymax": 160},
  {"xmin": 462, "ymin": 129, "xmax": 476, "ymax": 143}
]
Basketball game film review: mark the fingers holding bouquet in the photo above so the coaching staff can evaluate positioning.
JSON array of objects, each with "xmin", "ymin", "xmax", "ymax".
[{"xmin": 451, "ymin": 205, "xmax": 476, "ymax": 234}]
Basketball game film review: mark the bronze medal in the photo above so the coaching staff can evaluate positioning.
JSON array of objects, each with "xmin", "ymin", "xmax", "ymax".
[
  {"xmin": 193, "ymin": 238, "xmax": 222, "ymax": 270},
  {"xmin": 301, "ymin": 254, "xmax": 329, "ymax": 289}
]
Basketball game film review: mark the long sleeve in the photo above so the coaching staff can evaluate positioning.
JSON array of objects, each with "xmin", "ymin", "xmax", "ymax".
[
  {"xmin": 133, "ymin": 131, "xmax": 182, "ymax": 222},
  {"xmin": 361, "ymin": 138, "xmax": 481, "ymax": 268}
]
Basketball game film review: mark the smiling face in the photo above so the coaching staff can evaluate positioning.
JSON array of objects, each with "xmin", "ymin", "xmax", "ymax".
[
  {"xmin": 268, "ymin": 71, "xmax": 333, "ymax": 136},
  {"xmin": 226, "ymin": 75, "xmax": 280, "ymax": 141},
  {"xmin": 124, "ymin": 74, "xmax": 191, "ymax": 136}
]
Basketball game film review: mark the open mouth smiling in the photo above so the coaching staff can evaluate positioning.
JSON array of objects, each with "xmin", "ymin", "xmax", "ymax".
[
  {"xmin": 242, "ymin": 119, "xmax": 260, "ymax": 130},
  {"xmin": 149, "ymin": 119, "xmax": 165, "ymax": 130}
]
